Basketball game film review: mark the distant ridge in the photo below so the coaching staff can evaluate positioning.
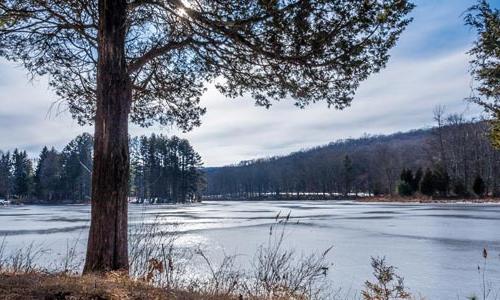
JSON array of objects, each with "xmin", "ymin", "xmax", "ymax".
[{"xmin": 203, "ymin": 120, "xmax": 499, "ymax": 198}]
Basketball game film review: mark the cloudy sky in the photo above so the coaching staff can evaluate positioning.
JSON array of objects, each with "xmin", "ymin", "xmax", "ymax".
[{"xmin": 0, "ymin": 0, "xmax": 491, "ymax": 166}]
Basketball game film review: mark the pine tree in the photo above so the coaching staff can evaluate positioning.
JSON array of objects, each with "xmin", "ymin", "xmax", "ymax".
[
  {"xmin": 61, "ymin": 134, "xmax": 93, "ymax": 202},
  {"xmin": 400, "ymin": 168, "xmax": 413, "ymax": 184},
  {"xmin": 12, "ymin": 149, "xmax": 33, "ymax": 199},
  {"xmin": 178, "ymin": 139, "xmax": 204, "ymax": 202},
  {"xmin": 0, "ymin": 152, "xmax": 12, "ymax": 199},
  {"xmin": 473, "ymin": 175, "xmax": 486, "ymax": 197},
  {"xmin": 412, "ymin": 168, "xmax": 423, "ymax": 193},
  {"xmin": 398, "ymin": 168, "xmax": 414, "ymax": 196},
  {"xmin": 35, "ymin": 147, "xmax": 63, "ymax": 202},
  {"xmin": 129, "ymin": 137, "xmax": 144, "ymax": 203},
  {"xmin": 420, "ymin": 168, "xmax": 435, "ymax": 197},
  {"xmin": 397, "ymin": 182, "xmax": 413, "ymax": 197},
  {"xmin": 399, "ymin": 168, "xmax": 416, "ymax": 196},
  {"xmin": 433, "ymin": 165, "xmax": 450, "ymax": 196},
  {"xmin": 453, "ymin": 182, "xmax": 468, "ymax": 197},
  {"xmin": 34, "ymin": 146, "xmax": 49, "ymax": 199}
]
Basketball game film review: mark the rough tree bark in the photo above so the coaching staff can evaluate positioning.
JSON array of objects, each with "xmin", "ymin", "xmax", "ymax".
[{"xmin": 83, "ymin": 0, "xmax": 131, "ymax": 274}]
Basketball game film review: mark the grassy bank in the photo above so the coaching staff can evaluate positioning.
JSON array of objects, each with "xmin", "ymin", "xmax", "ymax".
[
  {"xmin": 0, "ymin": 271, "xmax": 242, "ymax": 300},
  {"xmin": 0, "ymin": 256, "xmax": 412, "ymax": 300}
]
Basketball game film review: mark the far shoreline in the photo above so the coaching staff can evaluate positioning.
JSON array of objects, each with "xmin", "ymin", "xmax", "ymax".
[
  {"xmin": 2, "ymin": 196, "xmax": 500, "ymax": 206},
  {"xmin": 202, "ymin": 195, "xmax": 500, "ymax": 205},
  {"xmin": 355, "ymin": 195, "xmax": 500, "ymax": 204}
]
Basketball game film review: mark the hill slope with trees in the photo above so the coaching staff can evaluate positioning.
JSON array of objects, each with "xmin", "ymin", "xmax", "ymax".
[{"xmin": 204, "ymin": 113, "xmax": 500, "ymax": 199}]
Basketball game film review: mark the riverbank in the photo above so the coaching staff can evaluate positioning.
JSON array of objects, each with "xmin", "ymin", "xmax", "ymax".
[
  {"xmin": 0, "ymin": 272, "xmax": 241, "ymax": 300},
  {"xmin": 202, "ymin": 191, "xmax": 500, "ymax": 203},
  {"xmin": 357, "ymin": 195, "xmax": 500, "ymax": 204}
]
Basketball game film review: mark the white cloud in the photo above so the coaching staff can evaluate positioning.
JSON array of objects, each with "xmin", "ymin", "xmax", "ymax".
[
  {"xmin": 178, "ymin": 48, "xmax": 481, "ymax": 166},
  {"xmin": 0, "ymin": 61, "xmax": 92, "ymax": 154}
]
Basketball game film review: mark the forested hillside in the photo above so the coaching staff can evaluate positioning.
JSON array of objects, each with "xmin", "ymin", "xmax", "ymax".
[{"xmin": 205, "ymin": 113, "xmax": 500, "ymax": 198}]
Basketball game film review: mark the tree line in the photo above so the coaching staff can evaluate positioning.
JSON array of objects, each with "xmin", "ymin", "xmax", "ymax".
[
  {"xmin": 205, "ymin": 112, "xmax": 500, "ymax": 199},
  {"xmin": 0, "ymin": 133, "xmax": 93, "ymax": 202},
  {"xmin": 0, "ymin": 134, "xmax": 203, "ymax": 203}
]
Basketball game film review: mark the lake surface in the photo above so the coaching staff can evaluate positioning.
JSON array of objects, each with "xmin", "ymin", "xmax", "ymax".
[{"xmin": 1, "ymin": 200, "xmax": 499, "ymax": 299}]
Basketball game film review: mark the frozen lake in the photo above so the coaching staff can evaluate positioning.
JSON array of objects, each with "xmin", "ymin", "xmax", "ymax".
[{"xmin": 1, "ymin": 200, "xmax": 499, "ymax": 299}]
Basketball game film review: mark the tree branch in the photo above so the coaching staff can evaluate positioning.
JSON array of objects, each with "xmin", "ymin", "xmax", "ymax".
[{"xmin": 128, "ymin": 38, "xmax": 196, "ymax": 73}]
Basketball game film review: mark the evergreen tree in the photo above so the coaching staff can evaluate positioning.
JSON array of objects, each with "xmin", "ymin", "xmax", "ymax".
[
  {"xmin": 34, "ymin": 146, "xmax": 49, "ymax": 198},
  {"xmin": 412, "ymin": 168, "xmax": 423, "ymax": 193},
  {"xmin": 397, "ymin": 182, "xmax": 413, "ymax": 197},
  {"xmin": 129, "ymin": 137, "xmax": 144, "ymax": 203},
  {"xmin": 399, "ymin": 168, "xmax": 416, "ymax": 195},
  {"xmin": 420, "ymin": 168, "xmax": 435, "ymax": 197},
  {"xmin": 400, "ymin": 168, "xmax": 413, "ymax": 184},
  {"xmin": 473, "ymin": 175, "xmax": 486, "ymax": 197},
  {"xmin": 12, "ymin": 149, "xmax": 33, "ymax": 199},
  {"xmin": 178, "ymin": 139, "xmax": 204, "ymax": 202},
  {"xmin": 453, "ymin": 182, "xmax": 468, "ymax": 197},
  {"xmin": 35, "ymin": 147, "xmax": 63, "ymax": 202},
  {"xmin": 433, "ymin": 165, "xmax": 450, "ymax": 196},
  {"xmin": 61, "ymin": 134, "xmax": 93, "ymax": 202},
  {"xmin": 0, "ymin": 152, "xmax": 12, "ymax": 198},
  {"xmin": 399, "ymin": 168, "xmax": 414, "ymax": 196}
]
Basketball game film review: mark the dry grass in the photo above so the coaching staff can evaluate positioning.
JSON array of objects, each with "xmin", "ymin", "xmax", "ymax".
[
  {"xmin": 0, "ymin": 271, "xmax": 242, "ymax": 300},
  {"xmin": 125, "ymin": 213, "xmax": 334, "ymax": 300}
]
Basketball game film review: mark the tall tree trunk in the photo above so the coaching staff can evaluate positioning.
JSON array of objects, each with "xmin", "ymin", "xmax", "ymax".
[{"xmin": 83, "ymin": 0, "xmax": 130, "ymax": 274}]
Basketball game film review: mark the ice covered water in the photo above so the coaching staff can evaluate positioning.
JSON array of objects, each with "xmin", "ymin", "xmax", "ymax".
[{"xmin": 1, "ymin": 200, "xmax": 499, "ymax": 299}]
